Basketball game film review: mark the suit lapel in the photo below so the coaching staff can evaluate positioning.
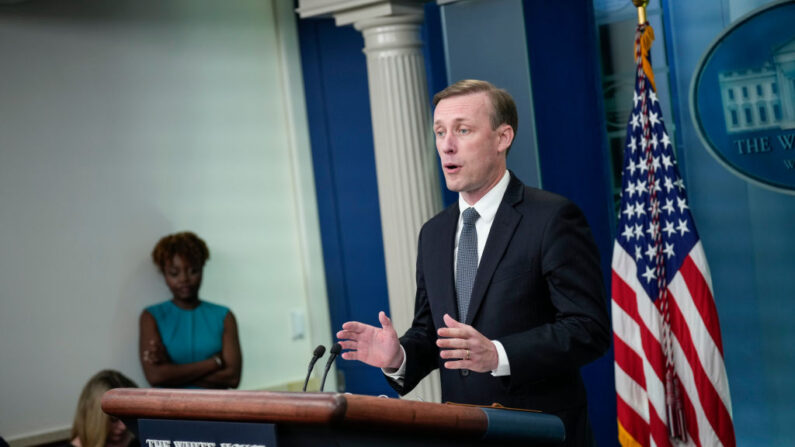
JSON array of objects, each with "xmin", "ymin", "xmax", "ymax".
[
  {"xmin": 435, "ymin": 202, "xmax": 460, "ymax": 321},
  {"xmin": 465, "ymin": 175, "xmax": 524, "ymax": 325}
]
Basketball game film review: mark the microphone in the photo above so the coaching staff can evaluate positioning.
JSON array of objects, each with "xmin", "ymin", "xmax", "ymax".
[
  {"xmin": 302, "ymin": 345, "xmax": 326, "ymax": 392},
  {"xmin": 320, "ymin": 342, "xmax": 342, "ymax": 392}
]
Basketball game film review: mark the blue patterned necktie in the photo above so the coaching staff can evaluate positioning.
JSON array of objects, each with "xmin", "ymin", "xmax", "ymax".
[{"xmin": 456, "ymin": 207, "xmax": 480, "ymax": 322}]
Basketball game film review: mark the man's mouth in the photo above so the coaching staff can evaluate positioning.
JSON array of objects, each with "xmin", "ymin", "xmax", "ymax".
[{"xmin": 443, "ymin": 163, "xmax": 461, "ymax": 173}]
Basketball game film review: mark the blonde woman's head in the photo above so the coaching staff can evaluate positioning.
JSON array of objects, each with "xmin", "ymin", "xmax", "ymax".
[{"xmin": 71, "ymin": 370, "xmax": 137, "ymax": 447}]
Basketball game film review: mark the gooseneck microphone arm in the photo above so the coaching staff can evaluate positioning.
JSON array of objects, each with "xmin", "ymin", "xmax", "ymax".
[
  {"xmin": 320, "ymin": 342, "xmax": 342, "ymax": 392},
  {"xmin": 302, "ymin": 345, "xmax": 326, "ymax": 392}
]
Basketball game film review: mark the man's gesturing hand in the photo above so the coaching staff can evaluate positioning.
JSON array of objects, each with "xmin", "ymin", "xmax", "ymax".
[
  {"xmin": 437, "ymin": 313, "xmax": 498, "ymax": 372},
  {"xmin": 337, "ymin": 311, "xmax": 404, "ymax": 370}
]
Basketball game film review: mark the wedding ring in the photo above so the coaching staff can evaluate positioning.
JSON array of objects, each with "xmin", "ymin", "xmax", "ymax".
[{"xmin": 464, "ymin": 349, "xmax": 471, "ymax": 360}]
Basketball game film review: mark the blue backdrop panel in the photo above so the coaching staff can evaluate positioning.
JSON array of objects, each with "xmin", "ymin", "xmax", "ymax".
[
  {"xmin": 298, "ymin": 18, "xmax": 395, "ymax": 396},
  {"xmin": 521, "ymin": 1, "xmax": 616, "ymax": 445},
  {"xmin": 439, "ymin": 0, "xmax": 541, "ymax": 190}
]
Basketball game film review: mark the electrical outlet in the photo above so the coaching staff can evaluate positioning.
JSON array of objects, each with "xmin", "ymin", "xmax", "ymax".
[{"xmin": 290, "ymin": 309, "xmax": 305, "ymax": 340}]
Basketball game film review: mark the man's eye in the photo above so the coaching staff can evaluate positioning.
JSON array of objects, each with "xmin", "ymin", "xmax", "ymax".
[
  {"xmin": 459, "ymin": 128, "xmax": 469, "ymax": 135},
  {"xmin": 435, "ymin": 130, "xmax": 445, "ymax": 137}
]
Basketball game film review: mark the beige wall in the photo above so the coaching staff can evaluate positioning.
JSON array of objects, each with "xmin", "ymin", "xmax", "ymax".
[{"xmin": 0, "ymin": 0, "xmax": 329, "ymax": 441}]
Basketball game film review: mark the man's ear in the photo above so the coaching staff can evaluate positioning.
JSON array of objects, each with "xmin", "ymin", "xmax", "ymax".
[{"xmin": 496, "ymin": 124, "xmax": 515, "ymax": 154}]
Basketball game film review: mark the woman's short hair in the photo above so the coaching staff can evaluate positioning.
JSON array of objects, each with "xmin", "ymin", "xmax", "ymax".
[
  {"xmin": 151, "ymin": 231, "xmax": 210, "ymax": 272},
  {"xmin": 71, "ymin": 370, "xmax": 137, "ymax": 447}
]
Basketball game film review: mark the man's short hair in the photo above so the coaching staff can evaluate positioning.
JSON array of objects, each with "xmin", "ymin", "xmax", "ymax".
[{"xmin": 433, "ymin": 79, "xmax": 518, "ymax": 153}]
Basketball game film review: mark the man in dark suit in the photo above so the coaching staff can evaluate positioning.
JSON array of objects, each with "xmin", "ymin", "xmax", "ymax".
[{"xmin": 337, "ymin": 80, "xmax": 610, "ymax": 446}]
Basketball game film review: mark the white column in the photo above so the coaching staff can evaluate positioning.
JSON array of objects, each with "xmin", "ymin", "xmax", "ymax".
[{"xmin": 354, "ymin": 14, "xmax": 442, "ymax": 403}]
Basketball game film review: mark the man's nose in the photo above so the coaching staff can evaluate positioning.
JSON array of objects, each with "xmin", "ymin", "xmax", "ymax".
[{"xmin": 439, "ymin": 134, "xmax": 456, "ymax": 153}]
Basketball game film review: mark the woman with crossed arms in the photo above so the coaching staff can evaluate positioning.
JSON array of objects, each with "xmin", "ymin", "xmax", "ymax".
[{"xmin": 139, "ymin": 231, "xmax": 241, "ymax": 388}]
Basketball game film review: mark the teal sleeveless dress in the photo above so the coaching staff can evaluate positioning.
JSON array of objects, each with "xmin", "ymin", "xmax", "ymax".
[{"xmin": 146, "ymin": 300, "xmax": 229, "ymax": 381}]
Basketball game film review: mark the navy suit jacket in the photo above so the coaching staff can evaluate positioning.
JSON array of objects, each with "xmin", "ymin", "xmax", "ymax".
[{"xmin": 388, "ymin": 173, "xmax": 610, "ymax": 445}]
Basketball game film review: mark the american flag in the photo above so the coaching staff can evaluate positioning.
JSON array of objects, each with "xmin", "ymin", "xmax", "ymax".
[{"xmin": 611, "ymin": 23, "xmax": 736, "ymax": 447}]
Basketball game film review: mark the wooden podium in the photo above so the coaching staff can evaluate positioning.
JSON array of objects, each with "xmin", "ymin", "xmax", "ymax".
[{"xmin": 102, "ymin": 389, "xmax": 564, "ymax": 446}]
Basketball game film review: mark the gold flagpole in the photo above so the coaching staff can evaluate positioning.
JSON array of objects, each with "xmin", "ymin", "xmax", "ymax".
[{"xmin": 633, "ymin": 0, "xmax": 649, "ymax": 24}]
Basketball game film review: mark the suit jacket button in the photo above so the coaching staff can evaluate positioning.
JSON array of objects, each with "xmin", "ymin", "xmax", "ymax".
[{"xmin": 461, "ymin": 369, "xmax": 469, "ymax": 377}]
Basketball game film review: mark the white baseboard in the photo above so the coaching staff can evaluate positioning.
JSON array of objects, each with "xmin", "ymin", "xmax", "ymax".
[{"xmin": 6, "ymin": 426, "xmax": 70, "ymax": 447}]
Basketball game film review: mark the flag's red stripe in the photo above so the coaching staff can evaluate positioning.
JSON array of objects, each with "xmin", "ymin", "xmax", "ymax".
[
  {"xmin": 612, "ymin": 271, "xmax": 647, "ymax": 388},
  {"xmin": 613, "ymin": 270, "xmax": 652, "ymax": 446},
  {"xmin": 614, "ymin": 334, "xmax": 646, "ymax": 389},
  {"xmin": 648, "ymin": 400, "xmax": 673, "ymax": 447},
  {"xmin": 617, "ymin": 394, "xmax": 650, "ymax": 446},
  {"xmin": 668, "ymin": 293, "xmax": 736, "ymax": 447},
  {"xmin": 613, "ymin": 267, "xmax": 670, "ymax": 447},
  {"xmin": 639, "ymin": 322, "xmax": 665, "ymax": 383},
  {"xmin": 612, "ymin": 269, "xmax": 640, "ymax": 320},
  {"xmin": 680, "ymin": 378, "xmax": 703, "ymax": 447},
  {"xmin": 612, "ymin": 270, "xmax": 666, "ymax": 381},
  {"xmin": 679, "ymin": 255, "xmax": 725, "ymax": 354}
]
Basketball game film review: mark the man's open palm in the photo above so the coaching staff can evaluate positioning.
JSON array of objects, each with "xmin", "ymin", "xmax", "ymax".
[{"xmin": 337, "ymin": 311, "xmax": 403, "ymax": 370}]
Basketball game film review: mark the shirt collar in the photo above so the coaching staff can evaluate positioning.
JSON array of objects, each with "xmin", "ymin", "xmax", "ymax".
[{"xmin": 457, "ymin": 170, "xmax": 510, "ymax": 224}]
